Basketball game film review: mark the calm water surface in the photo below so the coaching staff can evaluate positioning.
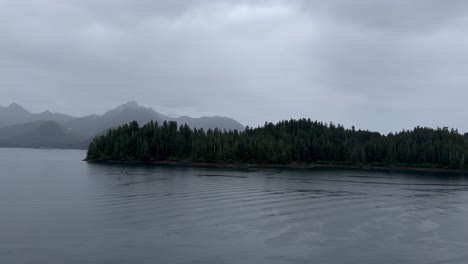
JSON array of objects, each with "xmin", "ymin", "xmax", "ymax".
[{"xmin": 1, "ymin": 148, "xmax": 468, "ymax": 263}]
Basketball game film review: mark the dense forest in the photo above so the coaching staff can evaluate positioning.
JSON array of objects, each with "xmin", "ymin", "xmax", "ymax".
[{"xmin": 86, "ymin": 119, "xmax": 468, "ymax": 170}]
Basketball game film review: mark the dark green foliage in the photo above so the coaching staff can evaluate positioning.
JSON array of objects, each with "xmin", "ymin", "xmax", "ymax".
[{"xmin": 86, "ymin": 119, "xmax": 468, "ymax": 170}]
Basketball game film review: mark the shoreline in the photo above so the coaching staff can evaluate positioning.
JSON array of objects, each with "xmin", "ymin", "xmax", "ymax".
[{"xmin": 84, "ymin": 159, "xmax": 468, "ymax": 174}]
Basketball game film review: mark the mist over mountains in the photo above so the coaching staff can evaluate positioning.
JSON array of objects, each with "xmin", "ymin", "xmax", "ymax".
[{"xmin": 0, "ymin": 102, "xmax": 244, "ymax": 149}]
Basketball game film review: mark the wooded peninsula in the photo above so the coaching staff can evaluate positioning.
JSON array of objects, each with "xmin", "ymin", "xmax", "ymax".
[{"xmin": 86, "ymin": 119, "xmax": 468, "ymax": 171}]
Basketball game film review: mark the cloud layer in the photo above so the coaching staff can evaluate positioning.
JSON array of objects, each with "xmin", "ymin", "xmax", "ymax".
[{"xmin": 1, "ymin": 0, "xmax": 468, "ymax": 133}]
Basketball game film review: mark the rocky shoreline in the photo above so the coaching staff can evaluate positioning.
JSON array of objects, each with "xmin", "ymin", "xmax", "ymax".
[{"xmin": 84, "ymin": 159, "xmax": 468, "ymax": 174}]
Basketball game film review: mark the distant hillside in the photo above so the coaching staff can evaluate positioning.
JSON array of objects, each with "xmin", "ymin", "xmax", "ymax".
[
  {"xmin": 0, "ymin": 121, "xmax": 84, "ymax": 149},
  {"xmin": 62, "ymin": 101, "xmax": 244, "ymax": 138},
  {"xmin": 176, "ymin": 115, "xmax": 244, "ymax": 132},
  {"xmin": 0, "ymin": 101, "xmax": 245, "ymax": 149},
  {"xmin": 0, "ymin": 103, "xmax": 74, "ymax": 128}
]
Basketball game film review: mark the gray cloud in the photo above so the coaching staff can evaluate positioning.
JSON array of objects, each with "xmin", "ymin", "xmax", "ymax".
[{"xmin": 1, "ymin": 0, "xmax": 468, "ymax": 133}]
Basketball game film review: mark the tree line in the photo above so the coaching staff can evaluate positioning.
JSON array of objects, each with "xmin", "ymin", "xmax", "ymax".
[{"xmin": 86, "ymin": 119, "xmax": 468, "ymax": 170}]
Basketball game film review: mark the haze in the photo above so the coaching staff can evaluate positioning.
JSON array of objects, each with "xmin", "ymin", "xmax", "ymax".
[{"xmin": 1, "ymin": 0, "xmax": 468, "ymax": 133}]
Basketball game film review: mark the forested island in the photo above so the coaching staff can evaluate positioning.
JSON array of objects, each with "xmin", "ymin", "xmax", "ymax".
[{"xmin": 86, "ymin": 119, "xmax": 468, "ymax": 171}]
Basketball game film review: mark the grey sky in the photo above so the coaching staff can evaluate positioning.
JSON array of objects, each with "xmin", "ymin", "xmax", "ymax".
[{"xmin": 1, "ymin": 0, "xmax": 468, "ymax": 133}]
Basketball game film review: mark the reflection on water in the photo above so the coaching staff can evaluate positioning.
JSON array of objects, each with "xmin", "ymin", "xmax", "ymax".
[{"xmin": 1, "ymin": 148, "xmax": 468, "ymax": 264}]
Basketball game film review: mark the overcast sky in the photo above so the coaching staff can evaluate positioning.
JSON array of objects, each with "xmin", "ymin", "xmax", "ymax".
[{"xmin": 1, "ymin": 0, "xmax": 468, "ymax": 133}]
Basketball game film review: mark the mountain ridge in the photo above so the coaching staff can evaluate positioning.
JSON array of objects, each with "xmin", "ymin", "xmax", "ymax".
[{"xmin": 0, "ymin": 102, "xmax": 245, "ymax": 149}]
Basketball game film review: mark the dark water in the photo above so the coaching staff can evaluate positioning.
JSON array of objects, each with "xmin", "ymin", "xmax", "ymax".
[{"xmin": 1, "ymin": 149, "xmax": 468, "ymax": 264}]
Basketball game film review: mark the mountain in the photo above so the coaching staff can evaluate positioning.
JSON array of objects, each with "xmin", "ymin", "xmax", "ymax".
[
  {"xmin": 0, "ymin": 121, "xmax": 84, "ymax": 149},
  {"xmin": 62, "ymin": 101, "xmax": 168, "ymax": 138},
  {"xmin": 63, "ymin": 101, "xmax": 245, "ymax": 138},
  {"xmin": 0, "ymin": 101, "xmax": 245, "ymax": 149},
  {"xmin": 0, "ymin": 103, "xmax": 32, "ymax": 128},
  {"xmin": 0, "ymin": 103, "xmax": 75, "ymax": 128},
  {"xmin": 176, "ymin": 115, "xmax": 244, "ymax": 132}
]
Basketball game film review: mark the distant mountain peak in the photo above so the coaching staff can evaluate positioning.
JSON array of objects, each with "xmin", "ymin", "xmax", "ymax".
[
  {"xmin": 8, "ymin": 102, "xmax": 25, "ymax": 109},
  {"xmin": 105, "ymin": 101, "xmax": 159, "ymax": 119},
  {"xmin": 114, "ymin": 101, "xmax": 144, "ymax": 111},
  {"xmin": 5, "ymin": 102, "xmax": 29, "ymax": 114},
  {"xmin": 123, "ymin": 101, "xmax": 139, "ymax": 107}
]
